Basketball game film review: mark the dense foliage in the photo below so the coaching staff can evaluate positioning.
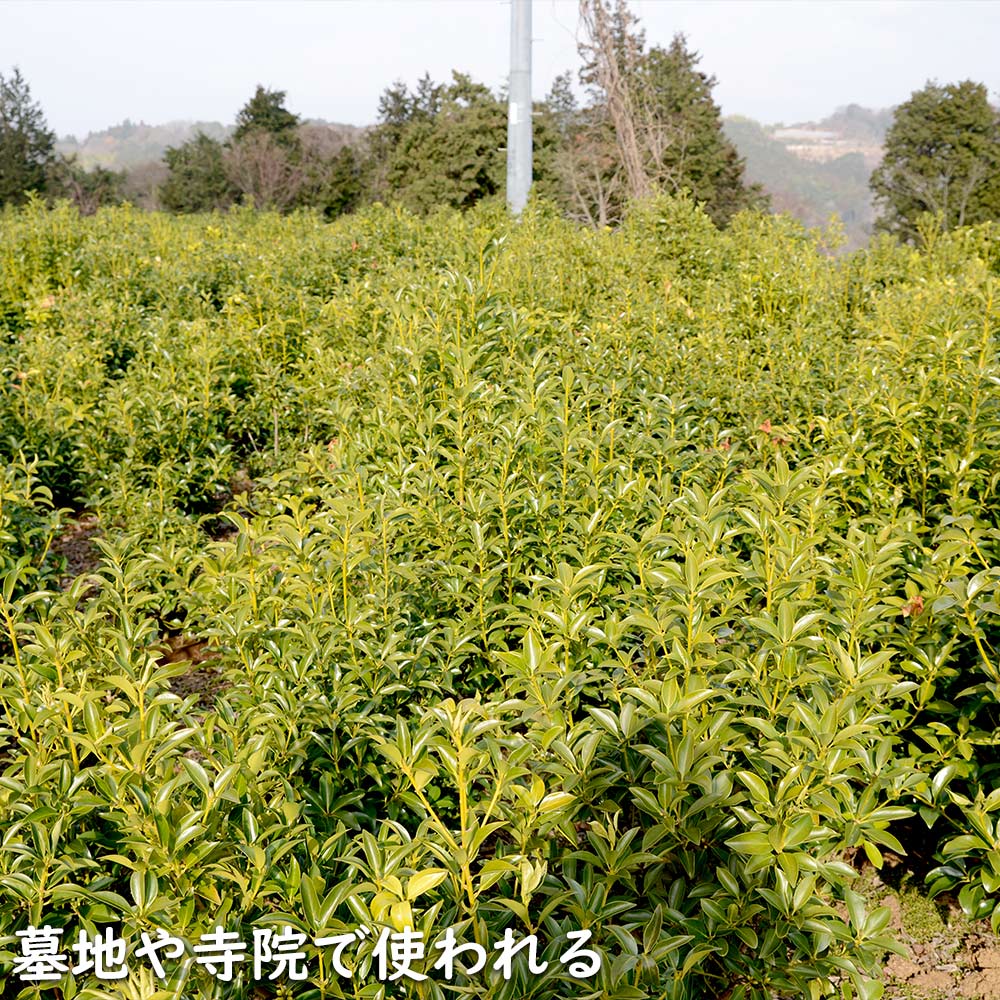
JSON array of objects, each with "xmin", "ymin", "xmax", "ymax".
[
  {"xmin": 626, "ymin": 33, "xmax": 766, "ymax": 224},
  {"xmin": 232, "ymin": 87, "xmax": 301, "ymax": 148},
  {"xmin": 1, "ymin": 68, "xmax": 129, "ymax": 217},
  {"xmin": 872, "ymin": 80, "xmax": 1000, "ymax": 243},
  {"xmin": 0, "ymin": 198, "xmax": 999, "ymax": 1000},
  {"xmin": 160, "ymin": 133, "xmax": 238, "ymax": 214},
  {"xmin": 368, "ymin": 73, "xmax": 510, "ymax": 213}
]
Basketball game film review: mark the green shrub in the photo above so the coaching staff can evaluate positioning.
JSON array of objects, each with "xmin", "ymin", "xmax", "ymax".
[{"xmin": 0, "ymin": 198, "xmax": 997, "ymax": 999}]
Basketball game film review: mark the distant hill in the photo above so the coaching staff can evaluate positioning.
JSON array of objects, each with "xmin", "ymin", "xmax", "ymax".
[
  {"xmin": 56, "ymin": 119, "xmax": 366, "ymax": 171},
  {"xmin": 56, "ymin": 120, "xmax": 231, "ymax": 169},
  {"xmin": 812, "ymin": 104, "xmax": 893, "ymax": 145},
  {"xmin": 769, "ymin": 105, "xmax": 888, "ymax": 170},
  {"xmin": 725, "ymin": 105, "xmax": 891, "ymax": 250}
]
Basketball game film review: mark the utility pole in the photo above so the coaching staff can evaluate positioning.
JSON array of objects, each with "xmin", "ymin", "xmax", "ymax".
[{"xmin": 507, "ymin": 0, "xmax": 532, "ymax": 215}]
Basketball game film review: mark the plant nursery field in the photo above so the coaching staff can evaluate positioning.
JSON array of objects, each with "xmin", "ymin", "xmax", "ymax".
[{"xmin": 0, "ymin": 198, "xmax": 998, "ymax": 1000}]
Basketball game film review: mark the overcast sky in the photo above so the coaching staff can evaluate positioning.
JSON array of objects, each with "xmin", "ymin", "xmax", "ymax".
[{"xmin": 2, "ymin": 0, "xmax": 999, "ymax": 139}]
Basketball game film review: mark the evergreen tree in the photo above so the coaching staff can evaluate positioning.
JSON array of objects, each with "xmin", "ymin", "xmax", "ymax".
[
  {"xmin": 871, "ymin": 80, "xmax": 1000, "ymax": 242},
  {"xmin": 367, "ymin": 74, "xmax": 444, "ymax": 197},
  {"xmin": 377, "ymin": 72, "xmax": 507, "ymax": 213},
  {"xmin": 160, "ymin": 132, "xmax": 237, "ymax": 213},
  {"xmin": 222, "ymin": 85, "xmax": 305, "ymax": 210},
  {"xmin": 544, "ymin": 73, "xmax": 580, "ymax": 140},
  {"xmin": 232, "ymin": 85, "xmax": 300, "ymax": 148},
  {"xmin": 637, "ymin": 36, "xmax": 767, "ymax": 225},
  {"xmin": 294, "ymin": 124, "xmax": 367, "ymax": 218},
  {"xmin": 159, "ymin": 83, "xmax": 364, "ymax": 217},
  {"xmin": 0, "ymin": 67, "xmax": 55, "ymax": 207},
  {"xmin": 312, "ymin": 145, "xmax": 364, "ymax": 218}
]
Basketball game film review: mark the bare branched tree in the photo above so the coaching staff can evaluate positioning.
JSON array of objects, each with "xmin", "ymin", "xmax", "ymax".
[
  {"xmin": 46, "ymin": 155, "xmax": 123, "ymax": 215},
  {"xmin": 298, "ymin": 123, "xmax": 351, "ymax": 162},
  {"xmin": 122, "ymin": 161, "xmax": 168, "ymax": 212},
  {"xmin": 555, "ymin": 125, "xmax": 625, "ymax": 226},
  {"xmin": 955, "ymin": 160, "xmax": 989, "ymax": 228},
  {"xmin": 223, "ymin": 131, "xmax": 303, "ymax": 211},
  {"xmin": 554, "ymin": 0, "xmax": 760, "ymax": 227},
  {"xmin": 576, "ymin": 0, "xmax": 695, "ymax": 206},
  {"xmin": 578, "ymin": 0, "xmax": 651, "ymax": 200}
]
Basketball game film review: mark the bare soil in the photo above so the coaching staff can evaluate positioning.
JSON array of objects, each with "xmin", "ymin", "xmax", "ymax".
[
  {"xmin": 50, "ymin": 511, "xmax": 102, "ymax": 588},
  {"xmin": 158, "ymin": 634, "xmax": 230, "ymax": 710},
  {"xmin": 862, "ymin": 858, "xmax": 1000, "ymax": 999}
]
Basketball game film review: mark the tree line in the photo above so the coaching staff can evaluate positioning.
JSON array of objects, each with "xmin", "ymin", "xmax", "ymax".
[
  {"xmin": 2, "ymin": 0, "xmax": 999, "ymax": 241},
  {"xmin": 0, "ymin": 1, "xmax": 766, "ymax": 227}
]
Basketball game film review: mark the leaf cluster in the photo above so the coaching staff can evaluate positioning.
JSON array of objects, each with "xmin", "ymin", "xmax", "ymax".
[{"xmin": 0, "ymin": 197, "xmax": 997, "ymax": 999}]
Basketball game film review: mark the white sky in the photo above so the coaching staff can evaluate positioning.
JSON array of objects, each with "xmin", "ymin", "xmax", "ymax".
[{"xmin": 2, "ymin": 0, "xmax": 999, "ymax": 139}]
